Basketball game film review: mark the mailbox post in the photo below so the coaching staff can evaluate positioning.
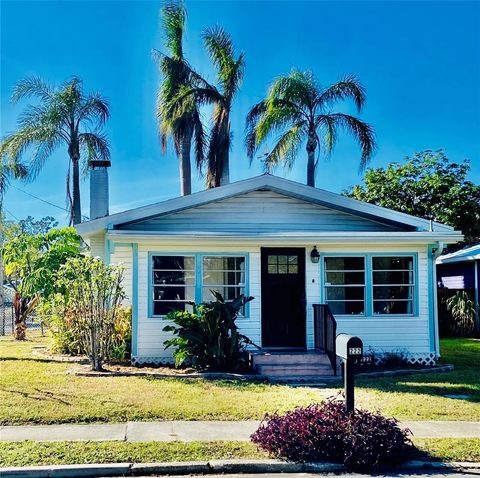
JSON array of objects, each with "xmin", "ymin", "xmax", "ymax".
[{"xmin": 336, "ymin": 334, "xmax": 363, "ymax": 412}]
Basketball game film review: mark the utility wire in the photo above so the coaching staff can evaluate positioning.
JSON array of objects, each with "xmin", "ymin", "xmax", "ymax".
[
  {"xmin": 3, "ymin": 207, "xmax": 20, "ymax": 221},
  {"xmin": 9, "ymin": 185, "xmax": 89, "ymax": 221}
]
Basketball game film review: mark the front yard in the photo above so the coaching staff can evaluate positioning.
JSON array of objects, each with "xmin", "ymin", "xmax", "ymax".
[{"xmin": 0, "ymin": 334, "xmax": 478, "ymax": 424}]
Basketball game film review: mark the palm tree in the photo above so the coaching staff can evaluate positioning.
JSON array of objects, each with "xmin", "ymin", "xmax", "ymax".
[
  {"xmin": 0, "ymin": 76, "xmax": 110, "ymax": 224},
  {"xmin": 154, "ymin": 1, "xmax": 205, "ymax": 196},
  {"xmin": 245, "ymin": 70, "xmax": 376, "ymax": 187},
  {"xmin": 168, "ymin": 26, "xmax": 245, "ymax": 188}
]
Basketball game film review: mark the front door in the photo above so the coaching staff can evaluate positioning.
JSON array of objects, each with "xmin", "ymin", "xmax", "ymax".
[{"xmin": 261, "ymin": 247, "xmax": 306, "ymax": 348}]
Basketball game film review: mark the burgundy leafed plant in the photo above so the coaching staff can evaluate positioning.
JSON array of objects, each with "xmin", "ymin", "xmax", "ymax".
[{"xmin": 251, "ymin": 399, "xmax": 413, "ymax": 471}]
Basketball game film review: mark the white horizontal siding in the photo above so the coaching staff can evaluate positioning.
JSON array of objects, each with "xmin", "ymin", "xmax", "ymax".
[
  {"xmin": 86, "ymin": 233, "xmax": 105, "ymax": 260},
  {"xmin": 109, "ymin": 245, "xmax": 133, "ymax": 306},
  {"xmin": 121, "ymin": 191, "xmax": 400, "ymax": 233},
  {"xmin": 131, "ymin": 240, "xmax": 432, "ymax": 361}
]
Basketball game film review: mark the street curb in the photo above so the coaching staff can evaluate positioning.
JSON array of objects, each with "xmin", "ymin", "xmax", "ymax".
[{"xmin": 1, "ymin": 459, "xmax": 479, "ymax": 477}]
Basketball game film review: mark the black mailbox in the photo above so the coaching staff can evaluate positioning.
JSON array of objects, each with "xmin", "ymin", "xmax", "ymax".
[
  {"xmin": 336, "ymin": 334, "xmax": 363, "ymax": 361},
  {"xmin": 336, "ymin": 334, "xmax": 363, "ymax": 412}
]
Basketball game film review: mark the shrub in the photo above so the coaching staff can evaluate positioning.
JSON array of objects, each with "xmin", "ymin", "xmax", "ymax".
[
  {"xmin": 50, "ymin": 256, "xmax": 126, "ymax": 371},
  {"xmin": 446, "ymin": 291, "xmax": 476, "ymax": 337},
  {"xmin": 163, "ymin": 292, "xmax": 255, "ymax": 371},
  {"xmin": 109, "ymin": 305, "xmax": 132, "ymax": 360},
  {"xmin": 251, "ymin": 399, "xmax": 413, "ymax": 471}
]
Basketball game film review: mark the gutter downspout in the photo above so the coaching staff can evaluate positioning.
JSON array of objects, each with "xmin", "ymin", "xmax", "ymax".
[{"xmin": 432, "ymin": 241, "xmax": 444, "ymax": 358}]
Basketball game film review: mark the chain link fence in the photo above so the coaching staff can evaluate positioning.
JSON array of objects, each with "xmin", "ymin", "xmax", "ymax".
[{"xmin": 1, "ymin": 299, "xmax": 43, "ymax": 336}]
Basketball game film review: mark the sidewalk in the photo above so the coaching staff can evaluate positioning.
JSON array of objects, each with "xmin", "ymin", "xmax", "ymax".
[{"xmin": 1, "ymin": 420, "xmax": 479, "ymax": 442}]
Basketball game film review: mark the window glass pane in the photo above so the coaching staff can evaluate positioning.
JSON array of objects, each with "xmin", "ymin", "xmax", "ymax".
[
  {"xmin": 152, "ymin": 256, "xmax": 194, "ymax": 271},
  {"xmin": 327, "ymin": 301, "xmax": 364, "ymax": 315},
  {"xmin": 289, "ymin": 264, "xmax": 298, "ymax": 274},
  {"xmin": 203, "ymin": 256, "xmax": 244, "ymax": 271},
  {"xmin": 278, "ymin": 255, "xmax": 288, "ymax": 264},
  {"xmin": 268, "ymin": 264, "xmax": 277, "ymax": 273},
  {"xmin": 203, "ymin": 271, "xmax": 244, "ymax": 286},
  {"xmin": 325, "ymin": 257, "xmax": 364, "ymax": 271},
  {"xmin": 153, "ymin": 270, "xmax": 195, "ymax": 285},
  {"xmin": 154, "ymin": 301, "xmax": 193, "ymax": 316},
  {"xmin": 373, "ymin": 271, "xmax": 413, "ymax": 285},
  {"xmin": 373, "ymin": 286, "xmax": 413, "ymax": 300},
  {"xmin": 151, "ymin": 255, "xmax": 196, "ymax": 316},
  {"xmin": 268, "ymin": 255, "xmax": 277, "ymax": 265},
  {"xmin": 372, "ymin": 256, "xmax": 413, "ymax": 271},
  {"xmin": 325, "ymin": 286, "xmax": 364, "ymax": 301},
  {"xmin": 288, "ymin": 255, "xmax": 298, "ymax": 264},
  {"xmin": 153, "ymin": 286, "xmax": 195, "ymax": 302},
  {"xmin": 278, "ymin": 264, "xmax": 288, "ymax": 274},
  {"xmin": 373, "ymin": 300, "xmax": 413, "ymax": 315},
  {"xmin": 325, "ymin": 271, "xmax": 365, "ymax": 285},
  {"xmin": 203, "ymin": 286, "xmax": 245, "ymax": 302}
]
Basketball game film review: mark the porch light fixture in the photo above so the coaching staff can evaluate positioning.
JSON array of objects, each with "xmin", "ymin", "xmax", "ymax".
[{"xmin": 310, "ymin": 246, "xmax": 320, "ymax": 263}]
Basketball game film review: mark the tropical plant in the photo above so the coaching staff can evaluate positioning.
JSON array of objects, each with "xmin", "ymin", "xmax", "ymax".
[
  {"xmin": 1, "ymin": 227, "xmax": 81, "ymax": 339},
  {"xmin": 154, "ymin": 1, "xmax": 205, "ymax": 196},
  {"xmin": 245, "ymin": 70, "xmax": 376, "ymax": 187},
  {"xmin": 52, "ymin": 256, "xmax": 125, "ymax": 370},
  {"xmin": 163, "ymin": 291, "xmax": 255, "ymax": 371},
  {"xmin": 345, "ymin": 150, "xmax": 480, "ymax": 242},
  {"xmin": 0, "ymin": 76, "xmax": 110, "ymax": 225},
  {"xmin": 168, "ymin": 26, "xmax": 245, "ymax": 188},
  {"xmin": 251, "ymin": 399, "xmax": 413, "ymax": 471},
  {"xmin": 446, "ymin": 291, "xmax": 476, "ymax": 337}
]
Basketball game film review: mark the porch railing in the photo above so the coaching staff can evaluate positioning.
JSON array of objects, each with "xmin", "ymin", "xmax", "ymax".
[{"xmin": 313, "ymin": 304, "xmax": 337, "ymax": 375}]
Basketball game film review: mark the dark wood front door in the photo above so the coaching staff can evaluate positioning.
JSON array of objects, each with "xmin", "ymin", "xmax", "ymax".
[{"xmin": 261, "ymin": 247, "xmax": 306, "ymax": 348}]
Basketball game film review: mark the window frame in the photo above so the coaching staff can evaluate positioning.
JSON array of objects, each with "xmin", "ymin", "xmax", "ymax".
[
  {"xmin": 321, "ymin": 253, "xmax": 419, "ymax": 318},
  {"xmin": 148, "ymin": 252, "xmax": 250, "ymax": 319}
]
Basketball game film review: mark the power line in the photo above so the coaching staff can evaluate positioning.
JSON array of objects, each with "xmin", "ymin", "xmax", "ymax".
[
  {"xmin": 9, "ymin": 185, "xmax": 89, "ymax": 221},
  {"xmin": 10, "ymin": 184, "xmax": 70, "ymax": 213},
  {"xmin": 3, "ymin": 207, "xmax": 20, "ymax": 221}
]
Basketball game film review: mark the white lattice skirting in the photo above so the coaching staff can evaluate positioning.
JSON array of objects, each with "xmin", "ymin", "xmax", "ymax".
[
  {"xmin": 372, "ymin": 352, "xmax": 437, "ymax": 367},
  {"xmin": 131, "ymin": 356, "xmax": 175, "ymax": 366}
]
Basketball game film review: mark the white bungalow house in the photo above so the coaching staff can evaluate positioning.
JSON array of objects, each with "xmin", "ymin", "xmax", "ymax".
[{"xmin": 76, "ymin": 163, "xmax": 463, "ymax": 375}]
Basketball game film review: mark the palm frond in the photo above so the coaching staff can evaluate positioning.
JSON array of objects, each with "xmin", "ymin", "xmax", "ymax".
[
  {"xmin": 315, "ymin": 115, "xmax": 338, "ymax": 156},
  {"xmin": 161, "ymin": 1, "xmax": 186, "ymax": 60},
  {"xmin": 328, "ymin": 113, "xmax": 376, "ymax": 170},
  {"xmin": 11, "ymin": 76, "xmax": 53, "ymax": 104},
  {"xmin": 192, "ymin": 110, "xmax": 206, "ymax": 172},
  {"xmin": 245, "ymin": 100, "xmax": 268, "ymax": 160},
  {"xmin": 263, "ymin": 125, "xmax": 304, "ymax": 172},
  {"xmin": 77, "ymin": 93, "xmax": 110, "ymax": 127},
  {"xmin": 317, "ymin": 75, "xmax": 366, "ymax": 112},
  {"xmin": 78, "ymin": 132, "xmax": 111, "ymax": 162},
  {"xmin": 268, "ymin": 70, "xmax": 316, "ymax": 108}
]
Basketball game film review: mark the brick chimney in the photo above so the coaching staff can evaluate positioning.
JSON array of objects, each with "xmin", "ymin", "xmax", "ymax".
[{"xmin": 89, "ymin": 159, "xmax": 111, "ymax": 220}]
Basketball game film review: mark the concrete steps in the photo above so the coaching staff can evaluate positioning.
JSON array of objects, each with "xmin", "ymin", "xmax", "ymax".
[{"xmin": 251, "ymin": 351, "xmax": 338, "ymax": 381}]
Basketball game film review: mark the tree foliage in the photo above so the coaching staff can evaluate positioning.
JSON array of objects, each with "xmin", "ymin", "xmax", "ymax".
[
  {"xmin": 0, "ymin": 76, "xmax": 110, "ymax": 224},
  {"xmin": 1, "ymin": 215, "xmax": 58, "ymax": 242},
  {"xmin": 345, "ymin": 150, "xmax": 480, "ymax": 241},
  {"xmin": 1, "ymin": 227, "xmax": 81, "ymax": 339},
  {"xmin": 245, "ymin": 70, "xmax": 376, "ymax": 187}
]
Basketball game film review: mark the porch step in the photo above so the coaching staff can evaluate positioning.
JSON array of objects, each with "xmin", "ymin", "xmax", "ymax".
[
  {"xmin": 251, "ymin": 351, "xmax": 337, "ymax": 379},
  {"xmin": 251, "ymin": 352, "xmax": 331, "ymax": 366},
  {"xmin": 269, "ymin": 375, "xmax": 342, "ymax": 385},
  {"xmin": 256, "ymin": 363, "xmax": 334, "ymax": 377}
]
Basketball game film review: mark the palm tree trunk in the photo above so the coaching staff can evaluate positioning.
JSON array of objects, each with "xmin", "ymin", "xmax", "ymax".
[
  {"xmin": 219, "ymin": 152, "xmax": 229, "ymax": 187},
  {"xmin": 218, "ymin": 118, "xmax": 230, "ymax": 187},
  {"xmin": 306, "ymin": 133, "xmax": 317, "ymax": 187},
  {"xmin": 179, "ymin": 130, "xmax": 192, "ymax": 196},
  {"xmin": 71, "ymin": 155, "xmax": 82, "ymax": 225}
]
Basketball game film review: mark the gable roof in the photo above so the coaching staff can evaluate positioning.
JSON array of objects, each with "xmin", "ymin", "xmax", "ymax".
[
  {"xmin": 76, "ymin": 174, "xmax": 459, "ymax": 238},
  {"xmin": 436, "ymin": 244, "xmax": 480, "ymax": 264}
]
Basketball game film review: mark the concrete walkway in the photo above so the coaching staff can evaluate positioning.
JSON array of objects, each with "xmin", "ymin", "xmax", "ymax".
[{"xmin": 1, "ymin": 420, "xmax": 479, "ymax": 442}]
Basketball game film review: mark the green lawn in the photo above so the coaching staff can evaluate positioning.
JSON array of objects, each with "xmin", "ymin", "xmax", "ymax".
[
  {"xmin": 0, "ymin": 439, "xmax": 478, "ymax": 467},
  {"xmin": 0, "ymin": 334, "xmax": 478, "ymax": 424}
]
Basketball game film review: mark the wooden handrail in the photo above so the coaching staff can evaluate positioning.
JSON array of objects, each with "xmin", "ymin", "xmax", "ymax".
[{"xmin": 313, "ymin": 304, "xmax": 337, "ymax": 375}]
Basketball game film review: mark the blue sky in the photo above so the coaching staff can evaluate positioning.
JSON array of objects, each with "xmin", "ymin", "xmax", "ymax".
[{"xmin": 1, "ymin": 0, "xmax": 479, "ymax": 226}]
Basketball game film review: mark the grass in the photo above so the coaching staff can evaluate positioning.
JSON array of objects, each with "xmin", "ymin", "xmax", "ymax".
[
  {"xmin": 0, "ymin": 333, "xmax": 478, "ymax": 424},
  {"xmin": 0, "ymin": 439, "xmax": 478, "ymax": 467}
]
